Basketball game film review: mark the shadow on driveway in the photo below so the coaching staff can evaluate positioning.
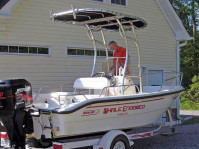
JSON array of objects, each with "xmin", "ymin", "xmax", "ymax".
[{"xmin": 132, "ymin": 123, "xmax": 199, "ymax": 149}]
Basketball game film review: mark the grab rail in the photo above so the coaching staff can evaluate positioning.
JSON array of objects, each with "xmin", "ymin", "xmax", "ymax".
[
  {"xmin": 99, "ymin": 84, "xmax": 137, "ymax": 97},
  {"xmin": 58, "ymin": 93, "xmax": 88, "ymax": 105},
  {"xmin": 145, "ymin": 71, "xmax": 183, "ymax": 90},
  {"xmin": 33, "ymin": 84, "xmax": 66, "ymax": 102}
]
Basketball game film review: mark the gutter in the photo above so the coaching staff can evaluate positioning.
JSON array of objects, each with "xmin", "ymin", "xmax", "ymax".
[
  {"xmin": 176, "ymin": 40, "xmax": 187, "ymax": 79},
  {"xmin": 176, "ymin": 40, "xmax": 187, "ymax": 119}
]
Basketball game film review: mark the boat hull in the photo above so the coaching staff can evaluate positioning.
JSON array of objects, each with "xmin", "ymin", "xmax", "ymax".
[{"xmin": 32, "ymin": 91, "xmax": 181, "ymax": 139}]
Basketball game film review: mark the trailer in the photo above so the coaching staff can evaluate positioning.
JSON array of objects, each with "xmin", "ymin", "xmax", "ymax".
[
  {"xmin": 48, "ymin": 110, "xmax": 182, "ymax": 149},
  {"xmin": 0, "ymin": 109, "xmax": 182, "ymax": 149}
]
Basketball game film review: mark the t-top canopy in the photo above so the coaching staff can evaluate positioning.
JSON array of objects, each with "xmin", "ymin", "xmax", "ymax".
[{"xmin": 51, "ymin": 8, "xmax": 147, "ymax": 31}]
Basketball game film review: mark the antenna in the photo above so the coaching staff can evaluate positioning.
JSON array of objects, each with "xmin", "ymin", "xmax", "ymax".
[
  {"xmin": 71, "ymin": 5, "xmax": 77, "ymax": 20},
  {"xmin": 49, "ymin": 9, "xmax": 54, "ymax": 22}
]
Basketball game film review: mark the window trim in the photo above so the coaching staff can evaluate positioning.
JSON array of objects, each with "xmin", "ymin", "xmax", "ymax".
[
  {"xmin": 109, "ymin": 0, "xmax": 128, "ymax": 7},
  {"xmin": 89, "ymin": 0, "xmax": 105, "ymax": 4},
  {"xmin": 66, "ymin": 46, "xmax": 113, "ymax": 58},
  {"xmin": 146, "ymin": 67, "xmax": 166, "ymax": 86},
  {"xmin": 0, "ymin": 44, "xmax": 51, "ymax": 56}
]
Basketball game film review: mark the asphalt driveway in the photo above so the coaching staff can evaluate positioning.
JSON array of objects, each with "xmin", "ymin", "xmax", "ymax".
[
  {"xmin": 132, "ymin": 123, "xmax": 199, "ymax": 149},
  {"xmin": 132, "ymin": 111, "xmax": 199, "ymax": 149}
]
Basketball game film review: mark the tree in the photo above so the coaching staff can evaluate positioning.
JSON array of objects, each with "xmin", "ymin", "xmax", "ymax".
[
  {"xmin": 181, "ymin": 37, "xmax": 199, "ymax": 87},
  {"xmin": 169, "ymin": 0, "xmax": 175, "ymax": 6},
  {"xmin": 191, "ymin": 0, "xmax": 197, "ymax": 42},
  {"xmin": 170, "ymin": 0, "xmax": 199, "ymax": 88}
]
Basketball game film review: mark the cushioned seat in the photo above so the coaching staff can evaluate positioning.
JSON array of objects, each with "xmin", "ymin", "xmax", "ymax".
[{"xmin": 73, "ymin": 77, "xmax": 110, "ymax": 90}]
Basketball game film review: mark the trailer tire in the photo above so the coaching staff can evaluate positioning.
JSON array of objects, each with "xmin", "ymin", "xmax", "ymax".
[
  {"xmin": 27, "ymin": 138, "xmax": 40, "ymax": 148},
  {"xmin": 110, "ymin": 135, "xmax": 130, "ymax": 149},
  {"xmin": 38, "ymin": 139, "xmax": 52, "ymax": 148}
]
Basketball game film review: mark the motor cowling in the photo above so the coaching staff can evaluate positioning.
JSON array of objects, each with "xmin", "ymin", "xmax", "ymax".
[{"xmin": 0, "ymin": 79, "xmax": 33, "ymax": 149}]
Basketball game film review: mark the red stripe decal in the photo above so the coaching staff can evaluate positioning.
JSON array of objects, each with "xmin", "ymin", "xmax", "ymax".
[
  {"xmin": 1, "ymin": 133, "xmax": 8, "ymax": 139},
  {"xmin": 142, "ymin": 98, "xmax": 165, "ymax": 103},
  {"xmin": 21, "ymin": 93, "xmax": 33, "ymax": 100},
  {"xmin": 131, "ymin": 132, "xmax": 152, "ymax": 138},
  {"xmin": 0, "ymin": 92, "xmax": 3, "ymax": 97},
  {"xmin": 0, "ymin": 97, "xmax": 6, "ymax": 100},
  {"xmin": 87, "ymin": 97, "xmax": 165, "ymax": 108},
  {"xmin": 7, "ymin": 94, "xmax": 33, "ymax": 100},
  {"xmin": 87, "ymin": 102, "xmax": 135, "ymax": 108}
]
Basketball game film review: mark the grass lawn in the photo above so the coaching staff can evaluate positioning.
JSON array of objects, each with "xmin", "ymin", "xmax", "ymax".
[{"xmin": 180, "ymin": 100, "xmax": 199, "ymax": 110}]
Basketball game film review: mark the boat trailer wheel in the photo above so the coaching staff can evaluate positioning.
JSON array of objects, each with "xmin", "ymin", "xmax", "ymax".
[
  {"xmin": 38, "ymin": 137, "xmax": 52, "ymax": 148},
  {"xmin": 110, "ymin": 135, "xmax": 130, "ymax": 149}
]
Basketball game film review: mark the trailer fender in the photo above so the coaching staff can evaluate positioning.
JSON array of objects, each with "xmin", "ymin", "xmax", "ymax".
[{"xmin": 98, "ymin": 130, "xmax": 134, "ymax": 149}]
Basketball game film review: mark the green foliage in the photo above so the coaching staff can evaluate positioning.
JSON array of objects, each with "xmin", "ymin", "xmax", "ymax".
[
  {"xmin": 187, "ymin": 75, "xmax": 199, "ymax": 102},
  {"xmin": 180, "ymin": 99, "xmax": 199, "ymax": 110},
  {"xmin": 172, "ymin": 0, "xmax": 199, "ymax": 88},
  {"xmin": 180, "ymin": 38, "xmax": 199, "ymax": 87},
  {"xmin": 172, "ymin": 0, "xmax": 199, "ymax": 35},
  {"xmin": 180, "ymin": 75, "xmax": 199, "ymax": 110},
  {"xmin": 192, "ymin": 75, "xmax": 199, "ymax": 83},
  {"xmin": 171, "ymin": 0, "xmax": 199, "ymax": 110}
]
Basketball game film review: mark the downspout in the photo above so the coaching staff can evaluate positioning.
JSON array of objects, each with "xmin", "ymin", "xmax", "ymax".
[{"xmin": 176, "ymin": 40, "xmax": 187, "ymax": 118}]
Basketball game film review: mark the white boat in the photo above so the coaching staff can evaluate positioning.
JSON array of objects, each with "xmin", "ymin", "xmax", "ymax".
[
  {"xmin": 31, "ymin": 8, "xmax": 183, "ymax": 140},
  {"xmin": 0, "ymin": 8, "xmax": 184, "ymax": 148}
]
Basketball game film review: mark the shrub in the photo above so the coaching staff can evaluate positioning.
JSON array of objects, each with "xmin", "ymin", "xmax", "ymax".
[{"xmin": 180, "ymin": 75, "xmax": 199, "ymax": 110}]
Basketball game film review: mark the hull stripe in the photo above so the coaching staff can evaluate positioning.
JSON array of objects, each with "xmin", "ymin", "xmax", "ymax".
[{"xmin": 87, "ymin": 97, "xmax": 165, "ymax": 108}]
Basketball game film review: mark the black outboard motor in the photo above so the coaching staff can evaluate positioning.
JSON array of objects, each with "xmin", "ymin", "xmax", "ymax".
[{"xmin": 0, "ymin": 79, "xmax": 33, "ymax": 149}]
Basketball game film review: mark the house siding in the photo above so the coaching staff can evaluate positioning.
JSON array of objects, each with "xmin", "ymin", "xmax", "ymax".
[{"xmin": 0, "ymin": 0, "xmax": 177, "ymax": 92}]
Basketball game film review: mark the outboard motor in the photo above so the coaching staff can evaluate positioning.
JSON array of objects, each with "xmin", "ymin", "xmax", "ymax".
[{"xmin": 0, "ymin": 79, "xmax": 33, "ymax": 149}]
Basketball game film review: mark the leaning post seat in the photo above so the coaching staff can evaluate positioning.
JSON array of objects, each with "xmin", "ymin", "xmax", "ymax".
[{"xmin": 73, "ymin": 77, "xmax": 110, "ymax": 90}]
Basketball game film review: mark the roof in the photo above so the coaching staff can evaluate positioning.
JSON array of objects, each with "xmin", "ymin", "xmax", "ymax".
[
  {"xmin": 0, "ymin": 0, "xmax": 10, "ymax": 10},
  {"xmin": 52, "ymin": 8, "xmax": 147, "ymax": 31},
  {"xmin": 0, "ymin": 0, "xmax": 22, "ymax": 15},
  {"xmin": 155, "ymin": 0, "xmax": 191, "ymax": 41},
  {"xmin": 0, "ymin": 0, "xmax": 22, "ymax": 30}
]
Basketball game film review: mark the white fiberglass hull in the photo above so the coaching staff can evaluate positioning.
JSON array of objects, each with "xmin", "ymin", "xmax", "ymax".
[{"xmin": 32, "ymin": 88, "xmax": 182, "ymax": 139}]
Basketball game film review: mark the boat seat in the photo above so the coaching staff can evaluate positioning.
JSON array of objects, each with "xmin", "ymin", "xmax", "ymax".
[{"xmin": 73, "ymin": 77, "xmax": 110, "ymax": 90}]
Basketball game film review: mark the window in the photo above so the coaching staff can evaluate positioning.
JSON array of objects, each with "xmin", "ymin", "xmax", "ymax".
[
  {"xmin": 67, "ymin": 48, "xmax": 113, "ymax": 57},
  {"xmin": 110, "ymin": 0, "xmax": 127, "ymax": 6},
  {"xmin": 0, "ymin": 46, "xmax": 8, "ymax": 53},
  {"xmin": 0, "ymin": 45, "xmax": 50, "ymax": 55},
  {"xmin": 9, "ymin": 46, "xmax": 18, "ymax": 53},
  {"xmin": 90, "ymin": 0, "xmax": 104, "ymax": 2}
]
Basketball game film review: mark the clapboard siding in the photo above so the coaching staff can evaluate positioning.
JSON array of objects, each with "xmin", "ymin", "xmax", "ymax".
[{"xmin": 0, "ymin": 0, "xmax": 177, "ymax": 92}]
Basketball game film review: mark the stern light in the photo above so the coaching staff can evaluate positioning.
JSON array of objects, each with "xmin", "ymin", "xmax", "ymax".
[{"xmin": 53, "ymin": 143, "xmax": 63, "ymax": 149}]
